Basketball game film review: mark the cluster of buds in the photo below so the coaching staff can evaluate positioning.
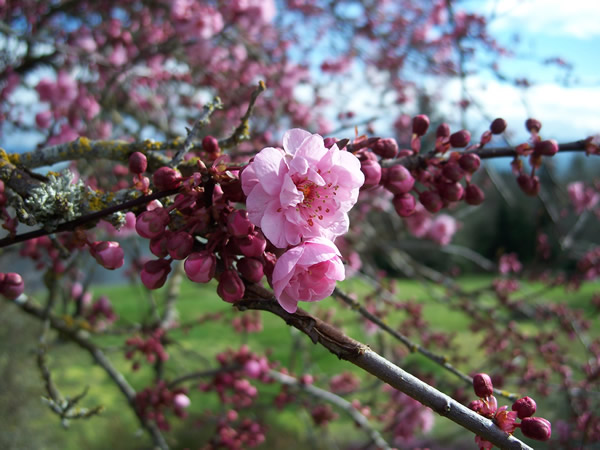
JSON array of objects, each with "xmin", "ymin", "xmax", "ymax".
[
  {"xmin": 199, "ymin": 346, "xmax": 271, "ymax": 409},
  {"xmin": 0, "ymin": 272, "xmax": 24, "ymax": 299},
  {"xmin": 211, "ymin": 413, "xmax": 266, "ymax": 450},
  {"xmin": 512, "ymin": 118, "xmax": 561, "ymax": 196},
  {"xmin": 125, "ymin": 328, "xmax": 169, "ymax": 370},
  {"xmin": 310, "ymin": 404, "xmax": 339, "ymax": 427},
  {"xmin": 232, "ymin": 310, "xmax": 263, "ymax": 333},
  {"xmin": 469, "ymin": 373, "xmax": 551, "ymax": 448},
  {"xmin": 134, "ymin": 381, "xmax": 190, "ymax": 431},
  {"xmin": 85, "ymin": 295, "xmax": 117, "ymax": 330},
  {"xmin": 355, "ymin": 114, "xmax": 493, "ymax": 221}
]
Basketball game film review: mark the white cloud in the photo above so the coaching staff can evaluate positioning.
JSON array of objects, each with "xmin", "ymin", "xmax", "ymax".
[
  {"xmin": 471, "ymin": 0, "xmax": 600, "ymax": 39},
  {"xmin": 437, "ymin": 76, "xmax": 600, "ymax": 142}
]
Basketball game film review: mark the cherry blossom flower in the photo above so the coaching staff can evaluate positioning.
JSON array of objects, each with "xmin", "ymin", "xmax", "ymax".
[
  {"xmin": 242, "ymin": 128, "xmax": 364, "ymax": 248},
  {"xmin": 272, "ymin": 237, "xmax": 345, "ymax": 313}
]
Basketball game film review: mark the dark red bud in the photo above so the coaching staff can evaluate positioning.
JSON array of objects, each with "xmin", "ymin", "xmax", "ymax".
[
  {"xmin": 458, "ymin": 153, "xmax": 481, "ymax": 173},
  {"xmin": 393, "ymin": 193, "xmax": 416, "ymax": 217},
  {"xmin": 372, "ymin": 138, "xmax": 399, "ymax": 159},
  {"xmin": 323, "ymin": 137, "xmax": 337, "ymax": 149},
  {"xmin": 449, "ymin": 130, "xmax": 471, "ymax": 148},
  {"xmin": 534, "ymin": 139, "xmax": 559, "ymax": 156},
  {"xmin": 129, "ymin": 152, "xmax": 148, "ymax": 174},
  {"xmin": 490, "ymin": 118, "xmax": 507, "ymax": 134},
  {"xmin": 439, "ymin": 181, "xmax": 464, "ymax": 202},
  {"xmin": 436, "ymin": 123, "xmax": 450, "ymax": 138},
  {"xmin": 442, "ymin": 161, "xmax": 465, "ymax": 182},
  {"xmin": 512, "ymin": 396, "xmax": 537, "ymax": 419},
  {"xmin": 520, "ymin": 417, "xmax": 551, "ymax": 441},
  {"xmin": 472, "ymin": 373, "xmax": 494, "ymax": 398},
  {"xmin": 419, "ymin": 190, "xmax": 443, "ymax": 213},
  {"xmin": 360, "ymin": 159, "xmax": 382, "ymax": 189},
  {"xmin": 412, "ymin": 114, "xmax": 430, "ymax": 136},
  {"xmin": 465, "ymin": 184, "xmax": 485, "ymax": 205},
  {"xmin": 202, "ymin": 135, "xmax": 220, "ymax": 154},
  {"xmin": 237, "ymin": 257, "xmax": 264, "ymax": 283},
  {"xmin": 153, "ymin": 167, "xmax": 181, "ymax": 191},
  {"xmin": 517, "ymin": 174, "xmax": 540, "ymax": 196}
]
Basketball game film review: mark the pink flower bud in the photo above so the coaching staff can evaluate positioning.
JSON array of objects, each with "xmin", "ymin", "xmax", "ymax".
[
  {"xmin": 520, "ymin": 417, "xmax": 551, "ymax": 441},
  {"xmin": 450, "ymin": 130, "xmax": 471, "ymax": 148},
  {"xmin": 323, "ymin": 137, "xmax": 337, "ymax": 149},
  {"xmin": 140, "ymin": 259, "xmax": 172, "ymax": 289},
  {"xmin": 173, "ymin": 393, "xmax": 191, "ymax": 409},
  {"xmin": 436, "ymin": 123, "xmax": 450, "ymax": 138},
  {"xmin": 35, "ymin": 110, "xmax": 53, "ymax": 128},
  {"xmin": 90, "ymin": 241, "xmax": 124, "ymax": 270},
  {"xmin": 184, "ymin": 251, "xmax": 216, "ymax": 283},
  {"xmin": 372, "ymin": 138, "xmax": 399, "ymax": 159},
  {"xmin": 468, "ymin": 399, "xmax": 485, "ymax": 413},
  {"xmin": 360, "ymin": 159, "xmax": 382, "ymax": 189},
  {"xmin": 202, "ymin": 135, "xmax": 220, "ymax": 154},
  {"xmin": 458, "ymin": 153, "xmax": 481, "ymax": 173},
  {"xmin": 393, "ymin": 193, "xmax": 416, "ymax": 217},
  {"xmin": 472, "ymin": 373, "xmax": 494, "ymax": 398},
  {"xmin": 525, "ymin": 118, "xmax": 542, "ymax": 133},
  {"xmin": 167, "ymin": 231, "xmax": 194, "ymax": 260},
  {"xmin": 236, "ymin": 232, "xmax": 266, "ymax": 258},
  {"xmin": 465, "ymin": 184, "xmax": 485, "ymax": 205},
  {"xmin": 129, "ymin": 152, "xmax": 148, "ymax": 174},
  {"xmin": 512, "ymin": 396, "xmax": 536, "ymax": 419},
  {"xmin": 244, "ymin": 360, "xmax": 262, "ymax": 378},
  {"xmin": 1, "ymin": 272, "xmax": 24, "ymax": 299},
  {"xmin": 217, "ymin": 270, "xmax": 245, "ymax": 303},
  {"xmin": 237, "ymin": 257, "xmax": 264, "ymax": 283},
  {"xmin": 412, "ymin": 114, "xmax": 430, "ymax": 136},
  {"xmin": 227, "ymin": 210, "xmax": 254, "ymax": 238},
  {"xmin": 439, "ymin": 181, "xmax": 464, "ymax": 202},
  {"xmin": 490, "ymin": 118, "xmax": 507, "ymax": 134},
  {"xmin": 442, "ymin": 161, "xmax": 465, "ymax": 182},
  {"xmin": 384, "ymin": 165, "xmax": 415, "ymax": 195},
  {"xmin": 153, "ymin": 167, "xmax": 181, "ymax": 191},
  {"xmin": 419, "ymin": 190, "xmax": 443, "ymax": 213},
  {"xmin": 149, "ymin": 234, "xmax": 169, "ymax": 258},
  {"xmin": 534, "ymin": 139, "xmax": 559, "ymax": 156},
  {"xmin": 136, "ymin": 208, "xmax": 170, "ymax": 239},
  {"xmin": 517, "ymin": 174, "xmax": 540, "ymax": 196}
]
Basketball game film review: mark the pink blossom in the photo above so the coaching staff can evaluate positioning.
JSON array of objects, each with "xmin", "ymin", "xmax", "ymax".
[
  {"xmin": 242, "ymin": 129, "xmax": 364, "ymax": 248},
  {"xmin": 272, "ymin": 237, "xmax": 345, "ymax": 313},
  {"xmin": 173, "ymin": 393, "xmax": 191, "ymax": 409},
  {"xmin": 568, "ymin": 181, "xmax": 599, "ymax": 214},
  {"xmin": 427, "ymin": 214, "xmax": 458, "ymax": 246},
  {"xmin": 499, "ymin": 252, "xmax": 522, "ymax": 274},
  {"xmin": 231, "ymin": 0, "xmax": 277, "ymax": 23},
  {"xmin": 403, "ymin": 203, "xmax": 432, "ymax": 238}
]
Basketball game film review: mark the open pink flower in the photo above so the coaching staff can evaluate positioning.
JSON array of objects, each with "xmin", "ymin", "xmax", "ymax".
[
  {"xmin": 242, "ymin": 129, "xmax": 364, "ymax": 248},
  {"xmin": 272, "ymin": 237, "xmax": 345, "ymax": 313}
]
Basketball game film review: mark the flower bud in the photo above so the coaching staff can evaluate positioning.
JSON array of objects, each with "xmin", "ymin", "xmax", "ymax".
[
  {"xmin": 217, "ymin": 270, "xmax": 245, "ymax": 303},
  {"xmin": 517, "ymin": 174, "xmax": 540, "ymax": 196},
  {"xmin": 136, "ymin": 208, "xmax": 170, "ymax": 239},
  {"xmin": 465, "ymin": 184, "xmax": 485, "ymax": 205},
  {"xmin": 372, "ymin": 138, "xmax": 399, "ymax": 159},
  {"xmin": 512, "ymin": 396, "xmax": 537, "ymax": 419},
  {"xmin": 472, "ymin": 373, "xmax": 494, "ymax": 398},
  {"xmin": 360, "ymin": 159, "xmax": 382, "ymax": 189},
  {"xmin": 490, "ymin": 118, "xmax": 507, "ymax": 134},
  {"xmin": 384, "ymin": 165, "xmax": 415, "ymax": 194},
  {"xmin": 184, "ymin": 251, "xmax": 216, "ymax": 283},
  {"xmin": 236, "ymin": 232, "xmax": 267, "ymax": 258},
  {"xmin": 534, "ymin": 139, "xmax": 559, "ymax": 156},
  {"xmin": 419, "ymin": 190, "xmax": 443, "ymax": 213},
  {"xmin": 149, "ymin": 234, "xmax": 169, "ymax": 258},
  {"xmin": 153, "ymin": 167, "xmax": 181, "ymax": 190},
  {"xmin": 525, "ymin": 118, "xmax": 542, "ymax": 133},
  {"xmin": 412, "ymin": 114, "xmax": 430, "ymax": 136},
  {"xmin": 202, "ymin": 135, "xmax": 220, "ymax": 154},
  {"xmin": 0, "ymin": 272, "xmax": 24, "ymax": 299},
  {"xmin": 323, "ymin": 137, "xmax": 337, "ymax": 149},
  {"xmin": 90, "ymin": 241, "xmax": 124, "ymax": 270},
  {"xmin": 227, "ymin": 210, "xmax": 254, "ymax": 238},
  {"xmin": 439, "ymin": 181, "xmax": 464, "ymax": 202},
  {"xmin": 140, "ymin": 259, "xmax": 172, "ymax": 289},
  {"xmin": 173, "ymin": 393, "xmax": 191, "ymax": 409},
  {"xmin": 442, "ymin": 161, "xmax": 465, "ymax": 182},
  {"xmin": 520, "ymin": 417, "xmax": 551, "ymax": 441},
  {"xmin": 450, "ymin": 130, "xmax": 471, "ymax": 148},
  {"xmin": 468, "ymin": 399, "xmax": 485, "ymax": 413},
  {"xmin": 167, "ymin": 231, "xmax": 194, "ymax": 260},
  {"xmin": 436, "ymin": 123, "xmax": 450, "ymax": 138},
  {"xmin": 237, "ymin": 257, "xmax": 264, "ymax": 283},
  {"xmin": 458, "ymin": 153, "xmax": 481, "ymax": 173},
  {"xmin": 129, "ymin": 152, "xmax": 147, "ymax": 174},
  {"xmin": 393, "ymin": 193, "xmax": 416, "ymax": 217}
]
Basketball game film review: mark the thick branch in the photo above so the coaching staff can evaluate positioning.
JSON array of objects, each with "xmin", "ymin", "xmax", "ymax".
[{"xmin": 236, "ymin": 285, "xmax": 532, "ymax": 450}]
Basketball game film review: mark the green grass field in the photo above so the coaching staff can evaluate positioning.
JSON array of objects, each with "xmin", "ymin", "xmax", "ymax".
[{"xmin": 1, "ymin": 275, "xmax": 598, "ymax": 449}]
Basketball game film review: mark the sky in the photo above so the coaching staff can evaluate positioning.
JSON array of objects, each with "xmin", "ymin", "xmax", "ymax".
[{"xmin": 447, "ymin": 0, "xmax": 600, "ymax": 143}]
